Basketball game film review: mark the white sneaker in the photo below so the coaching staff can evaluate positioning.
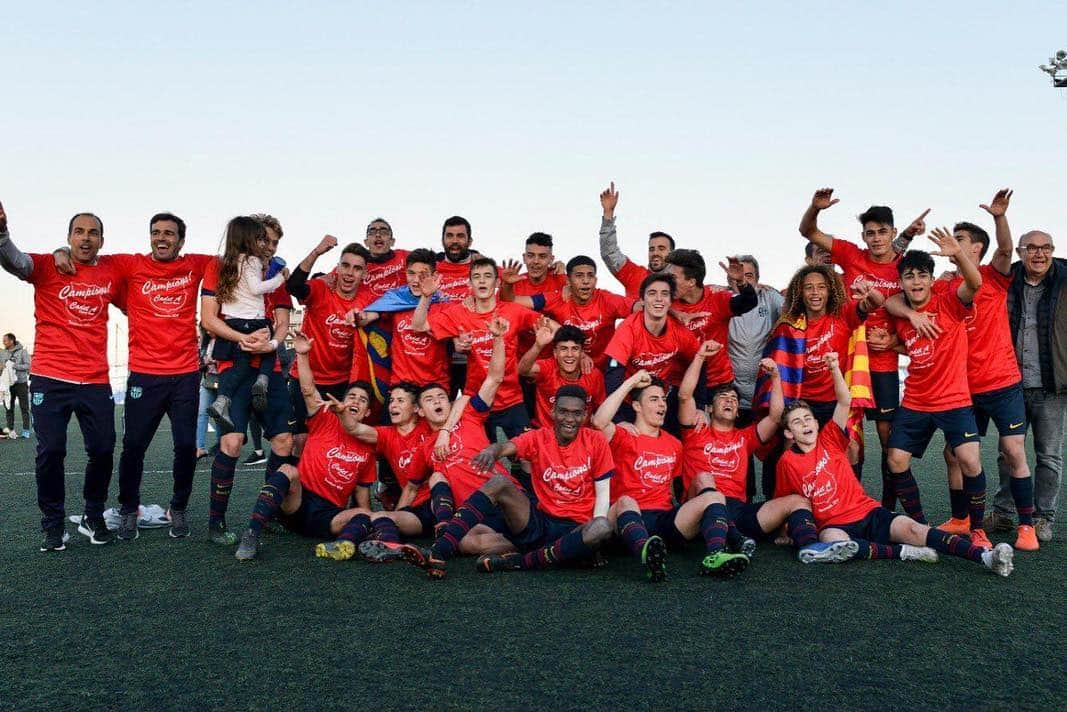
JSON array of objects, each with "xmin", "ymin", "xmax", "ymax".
[
  {"xmin": 899, "ymin": 544, "xmax": 939, "ymax": 563},
  {"xmin": 983, "ymin": 542, "xmax": 1014, "ymax": 577}
]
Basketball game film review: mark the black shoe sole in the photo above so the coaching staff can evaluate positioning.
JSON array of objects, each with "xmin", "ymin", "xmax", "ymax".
[{"xmin": 644, "ymin": 537, "xmax": 668, "ymax": 583}]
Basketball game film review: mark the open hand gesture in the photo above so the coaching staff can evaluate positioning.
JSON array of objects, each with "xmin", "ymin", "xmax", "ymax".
[
  {"xmin": 719, "ymin": 256, "xmax": 744, "ymax": 283},
  {"xmin": 324, "ymin": 392, "xmax": 346, "ymax": 414},
  {"xmin": 500, "ymin": 259, "xmax": 524, "ymax": 285},
  {"xmin": 600, "ymin": 181, "xmax": 619, "ymax": 217},
  {"xmin": 292, "ymin": 330, "xmax": 313, "ymax": 354},
  {"xmin": 417, "ymin": 271, "xmax": 442, "ymax": 297},
  {"xmin": 811, "ymin": 188, "xmax": 839, "ymax": 211},
  {"xmin": 928, "ymin": 227, "xmax": 961, "ymax": 259},
  {"xmin": 534, "ymin": 316, "xmax": 557, "ymax": 347},
  {"xmin": 979, "ymin": 189, "xmax": 1012, "ymax": 218}
]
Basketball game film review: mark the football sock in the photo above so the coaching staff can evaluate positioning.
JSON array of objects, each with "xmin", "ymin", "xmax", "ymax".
[
  {"xmin": 521, "ymin": 527, "xmax": 592, "ymax": 570},
  {"xmin": 264, "ymin": 450, "xmax": 286, "ymax": 482},
  {"xmin": 1010, "ymin": 476, "xmax": 1034, "ymax": 526},
  {"xmin": 891, "ymin": 468, "xmax": 926, "ymax": 524},
  {"xmin": 964, "ymin": 470, "xmax": 987, "ymax": 531},
  {"xmin": 617, "ymin": 510, "xmax": 649, "ymax": 558},
  {"xmin": 880, "ymin": 453, "xmax": 896, "ymax": 509},
  {"xmin": 431, "ymin": 482, "xmax": 454, "ymax": 523},
  {"xmin": 371, "ymin": 517, "xmax": 401, "ymax": 543},
  {"xmin": 209, "ymin": 452, "xmax": 238, "ymax": 526},
  {"xmin": 853, "ymin": 539, "xmax": 901, "ymax": 560},
  {"xmin": 337, "ymin": 513, "xmax": 373, "ymax": 543},
  {"xmin": 248, "ymin": 471, "xmax": 290, "ymax": 534},
  {"xmin": 699, "ymin": 502, "xmax": 729, "ymax": 554},
  {"xmin": 431, "ymin": 490, "xmax": 494, "ymax": 560},
  {"xmin": 786, "ymin": 509, "xmax": 819, "ymax": 548},
  {"xmin": 926, "ymin": 527, "xmax": 985, "ymax": 563},
  {"xmin": 948, "ymin": 487, "xmax": 968, "ymax": 520}
]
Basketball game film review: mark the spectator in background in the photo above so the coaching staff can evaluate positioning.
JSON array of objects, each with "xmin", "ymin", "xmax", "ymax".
[
  {"xmin": 726, "ymin": 256, "xmax": 783, "ymax": 425},
  {"xmin": 2, "ymin": 333, "xmax": 31, "ymax": 437}
]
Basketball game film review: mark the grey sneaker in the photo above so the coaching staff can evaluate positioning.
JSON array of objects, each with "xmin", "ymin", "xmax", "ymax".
[
  {"xmin": 983, "ymin": 511, "xmax": 1014, "ymax": 532},
  {"xmin": 1034, "ymin": 517, "xmax": 1053, "ymax": 542},
  {"xmin": 40, "ymin": 527, "xmax": 69, "ymax": 552},
  {"xmin": 207, "ymin": 395, "xmax": 235, "ymax": 434},
  {"xmin": 117, "ymin": 512, "xmax": 139, "ymax": 541},
  {"xmin": 251, "ymin": 376, "xmax": 269, "ymax": 414},
  {"xmin": 984, "ymin": 542, "xmax": 1015, "ymax": 577},
  {"xmin": 235, "ymin": 529, "xmax": 260, "ymax": 561},
  {"xmin": 168, "ymin": 508, "xmax": 190, "ymax": 538},
  {"xmin": 899, "ymin": 544, "xmax": 939, "ymax": 563},
  {"xmin": 77, "ymin": 516, "xmax": 114, "ymax": 545}
]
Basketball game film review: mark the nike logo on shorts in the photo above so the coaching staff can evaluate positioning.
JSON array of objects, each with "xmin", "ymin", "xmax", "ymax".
[
  {"xmin": 964, "ymin": 432, "xmax": 978, "ymax": 437},
  {"xmin": 1009, "ymin": 422, "xmax": 1024, "ymax": 429},
  {"xmin": 880, "ymin": 408, "xmax": 895, "ymax": 413}
]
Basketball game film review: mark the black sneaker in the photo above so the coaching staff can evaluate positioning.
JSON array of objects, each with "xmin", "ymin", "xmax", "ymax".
[
  {"xmin": 251, "ymin": 376, "xmax": 269, "ymax": 414},
  {"xmin": 117, "ymin": 512, "xmax": 139, "ymax": 541},
  {"xmin": 244, "ymin": 450, "xmax": 267, "ymax": 466},
  {"xmin": 207, "ymin": 395, "xmax": 235, "ymax": 434},
  {"xmin": 40, "ymin": 527, "xmax": 69, "ymax": 552},
  {"xmin": 77, "ymin": 515, "xmax": 114, "ymax": 545},
  {"xmin": 476, "ymin": 552, "xmax": 524, "ymax": 573},
  {"xmin": 168, "ymin": 508, "xmax": 190, "ymax": 538}
]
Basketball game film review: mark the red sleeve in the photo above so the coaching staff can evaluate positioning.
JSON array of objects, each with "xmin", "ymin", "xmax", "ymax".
[
  {"xmin": 511, "ymin": 430, "xmax": 539, "ymax": 462},
  {"xmin": 604, "ymin": 318, "xmax": 634, "ymax": 364},
  {"xmin": 609, "ymin": 424, "xmax": 634, "ymax": 450},
  {"xmin": 829, "ymin": 238, "xmax": 861, "ymax": 269},
  {"xmin": 820, "ymin": 422, "xmax": 850, "ymax": 453},
  {"xmin": 605, "ymin": 291, "xmax": 636, "ymax": 318},
  {"xmin": 513, "ymin": 304, "xmax": 540, "ymax": 332},
  {"xmin": 374, "ymin": 426, "xmax": 395, "ymax": 453},
  {"xmin": 27, "ymin": 254, "xmax": 51, "ymax": 285},
  {"xmin": 982, "ymin": 263, "xmax": 1012, "ymax": 291},
  {"xmin": 940, "ymin": 288, "xmax": 972, "ymax": 323},
  {"xmin": 306, "ymin": 404, "xmax": 329, "ymax": 432},
  {"xmin": 201, "ymin": 258, "xmax": 220, "ymax": 294},
  {"xmin": 617, "ymin": 260, "xmax": 649, "ymax": 295},
  {"xmin": 541, "ymin": 291, "xmax": 565, "ymax": 316},
  {"xmin": 429, "ymin": 303, "xmax": 464, "ymax": 340},
  {"xmin": 299, "ymin": 277, "xmax": 325, "ymax": 306},
  {"xmin": 591, "ymin": 432, "xmax": 615, "ymax": 479},
  {"xmin": 533, "ymin": 358, "xmax": 555, "ymax": 385},
  {"xmin": 712, "ymin": 289, "xmax": 734, "ymax": 322}
]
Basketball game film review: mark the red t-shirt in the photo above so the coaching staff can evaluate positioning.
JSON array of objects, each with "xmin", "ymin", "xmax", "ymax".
[
  {"xmin": 421, "ymin": 397, "xmax": 520, "ymax": 506},
  {"xmin": 390, "ymin": 303, "xmax": 451, "ymax": 386},
  {"xmin": 541, "ymin": 289, "xmax": 635, "ymax": 369},
  {"xmin": 616, "ymin": 259, "xmax": 651, "ymax": 299},
  {"xmin": 26, "ymin": 254, "xmax": 121, "ymax": 384},
  {"xmin": 512, "ymin": 272, "xmax": 567, "ymax": 358},
  {"xmin": 290, "ymin": 279, "xmax": 372, "ymax": 385},
  {"xmin": 531, "ymin": 358, "xmax": 606, "ymax": 429},
  {"xmin": 429, "ymin": 300, "xmax": 539, "ymax": 410},
  {"xmin": 604, "ymin": 312, "xmax": 700, "ymax": 387},
  {"xmin": 512, "ymin": 427, "xmax": 614, "ymax": 523},
  {"xmin": 830, "ymin": 239, "xmax": 902, "ymax": 373},
  {"xmin": 673, "ymin": 287, "xmax": 735, "ymax": 386},
  {"xmin": 364, "ymin": 250, "xmax": 410, "ymax": 298},
  {"xmin": 608, "ymin": 426, "xmax": 683, "ymax": 511},
  {"xmin": 775, "ymin": 423, "xmax": 879, "ymax": 529},
  {"xmin": 802, "ymin": 306, "xmax": 864, "ymax": 402},
  {"xmin": 299, "ymin": 405, "xmax": 377, "ymax": 508},
  {"xmin": 937, "ymin": 265, "xmax": 1020, "ymax": 395},
  {"xmin": 892, "ymin": 288, "xmax": 973, "ymax": 412},
  {"xmin": 435, "ymin": 259, "xmax": 473, "ymax": 301},
  {"xmin": 375, "ymin": 420, "xmax": 432, "ymax": 507},
  {"xmin": 680, "ymin": 424, "xmax": 761, "ymax": 501},
  {"xmin": 111, "ymin": 253, "xmax": 214, "ymax": 375}
]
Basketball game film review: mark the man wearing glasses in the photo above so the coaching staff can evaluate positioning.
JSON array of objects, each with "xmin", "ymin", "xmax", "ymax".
[
  {"xmin": 363, "ymin": 218, "xmax": 409, "ymax": 298},
  {"xmin": 986, "ymin": 226, "xmax": 1067, "ymax": 543}
]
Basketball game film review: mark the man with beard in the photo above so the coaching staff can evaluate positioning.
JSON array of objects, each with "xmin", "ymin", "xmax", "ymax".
[{"xmin": 598, "ymin": 182, "xmax": 674, "ymax": 299}]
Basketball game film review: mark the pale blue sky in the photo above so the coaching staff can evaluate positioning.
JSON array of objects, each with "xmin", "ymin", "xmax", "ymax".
[{"xmin": 3, "ymin": 2, "xmax": 1064, "ymax": 365}]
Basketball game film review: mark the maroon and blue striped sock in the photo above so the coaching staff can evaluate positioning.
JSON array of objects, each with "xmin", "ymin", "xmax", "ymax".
[
  {"xmin": 520, "ymin": 527, "xmax": 592, "ymax": 570},
  {"xmin": 926, "ymin": 528, "xmax": 984, "ymax": 563},
  {"xmin": 431, "ymin": 490, "xmax": 495, "ymax": 560},
  {"xmin": 854, "ymin": 539, "xmax": 901, "ymax": 559},
  {"xmin": 786, "ymin": 509, "xmax": 819, "ymax": 547},
  {"xmin": 1010, "ymin": 477, "xmax": 1034, "ymax": 526},
  {"xmin": 209, "ymin": 452, "xmax": 238, "ymax": 526},
  {"xmin": 948, "ymin": 487, "xmax": 968, "ymax": 520},
  {"xmin": 617, "ymin": 510, "xmax": 649, "ymax": 558},
  {"xmin": 263, "ymin": 450, "xmax": 285, "ymax": 482},
  {"xmin": 891, "ymin": 468, "xmax": 926, "ymax": 524},
  {"xmin": 248, "ymin": 471, "xmax": 290, "ymax": 534},
  {"xmin": 431, "ymin": 482, "xmax": 454, "ymax": 523},
  {"xmin": 699, "ymin": 502, "xmax": 729, "ymax": 554},
  {"xmin": 964, "ymin": 471, "xmax": 986, "ymax": 531},
  {"xmin": 371, "ymin": 517, "xmax": 401, "ymax": 543},
  {"xmin": 338, "ymin": 513, "xmax": 373, "ymax": 543},
  {"xmin": 880, "ymin": 453, "xmax": 896, "ymax": 509}
]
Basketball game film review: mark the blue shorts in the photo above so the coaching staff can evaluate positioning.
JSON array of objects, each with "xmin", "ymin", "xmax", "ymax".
[
  {"xmin": 887, "ymin": 405, "xmax": 980, "ymax": 458},
  {"xmin": 288, "ymin": 380, "xmax": 349, "ymax": 435},
  {"xmin": 865, "ymin": 370, "xmax": 900, "ymax": 421},
  {"xmin": 641, "ymin": 508, "xmax": 687, "ymax": 548},
  {"xmin": 725, "ymin": 497, "xmax": 770, "ymax": 541},
  {"xmin": 511, "ymin": 498, "xmax": 581, "ymax": 550},
  {"xmin": 836, "ymin": 506, "xmax": 901, "ymax": 544},
  {"xmin": 485, "ymin": 402, "xmax": 532, "ymax": 441},
  {"xmin": 230, "ymin": 368, "xmax": 290, "ymax": 439},
  {"xmin": 280, "ymin": 487, "xmax": 341, "ymax": 539},
  {"xmin": 973, "ymin": 382, "xmax": 1027, "ymax": 439},
  {"xmin": 399, "ymin": 500, "xmax": 436, "ymax": 535}
]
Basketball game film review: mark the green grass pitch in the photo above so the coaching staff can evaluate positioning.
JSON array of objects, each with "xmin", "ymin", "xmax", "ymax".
[{"xmin": 0, "ymin": 411, "xmax": 1064, "ymax": 709}]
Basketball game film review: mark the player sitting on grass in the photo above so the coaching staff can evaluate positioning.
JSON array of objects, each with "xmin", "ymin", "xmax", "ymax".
[
  {"xmin": 359, "ymin": 316, "xmax": 520, "ymax": 570},
  {"xmin": 678, "ymin": 342, "xmax": 858, "ymax": 564},
  {"xmin": 232, "ymin": 331, "xmax": 377, "ymax": 561},
  {"xmin": 590, "ymin": 370, "xmax": 751, "ymax": 581},
  {"xmin": 774, "ymin": 352, "xmax": 1015, "ymax": 576},
  {"xmin": 397, "ymin": 384, "xmax": 615, "ymax": 578}
]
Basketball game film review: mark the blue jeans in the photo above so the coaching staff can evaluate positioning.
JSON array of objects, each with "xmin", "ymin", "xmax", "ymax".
[
  {"xmin": 197, "ymin": 384, "xmax": 214, "ymax": 451},
  {"xmin": 994, "ymin": 389, "xmax": 1067, "ymax": 522}
]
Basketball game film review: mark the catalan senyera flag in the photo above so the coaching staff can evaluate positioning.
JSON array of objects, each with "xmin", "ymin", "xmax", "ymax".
[{"xmin": 843, "ymin": 323, "xmax": 874, "ymax": 444}]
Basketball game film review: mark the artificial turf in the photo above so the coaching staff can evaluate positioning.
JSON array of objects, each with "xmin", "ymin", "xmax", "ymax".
[{"xmin": 0, "ymin": 411, "xmax": 1064, "ymax": 710}]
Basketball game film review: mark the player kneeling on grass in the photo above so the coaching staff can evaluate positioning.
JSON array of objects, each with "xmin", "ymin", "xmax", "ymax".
[
  {"xmin": 232, "ymin": 331, "xmax": 378, "ymax": 561},
  {"xmin": 774, "ymin": 352, "xmax": 1015, "ymax": 577},
  {"xmin": 678, "ymin": 342, "xmax": 858, "ymax": 564},
  {"xmin": 590, "ymin": 370, "xmax": 750, "ymax": 581}
]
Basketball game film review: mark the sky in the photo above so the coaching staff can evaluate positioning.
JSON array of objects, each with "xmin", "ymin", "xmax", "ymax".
[{"xmin": 2, "ymin": 2, "xmax": 1065, "ymax": 368}]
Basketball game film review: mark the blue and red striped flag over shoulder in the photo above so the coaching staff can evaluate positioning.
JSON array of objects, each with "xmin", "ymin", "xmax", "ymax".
[{"xmin": 752, "ymin": 315, "xmax": 806, "ymax": 417}]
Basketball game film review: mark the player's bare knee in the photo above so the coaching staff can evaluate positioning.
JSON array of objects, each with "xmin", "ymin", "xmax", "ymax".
[
  {"xmin": 783, "ymin": 494, "xmax": 810, "ymax": 513},
  {"xmin": 616, "ymin": 495, "xmax": 638, "ymax": 513},
  {"xmin": 278, "ymin": 463, "xmax": 300, "ymax": 482},
  {"xmin": 482, "ymin": 473, "xmax": 513, "ymax": 499},
  {"xmin": 584, "ymin": 516, "xmax": 612, "ymax": 545},
  {"xmin": 886, "ymin": 450, "xmax": 910, "ymax": 472},
  {"xmin": 270, "ymin": 432, "xmax": 293, "ymax": 456}
]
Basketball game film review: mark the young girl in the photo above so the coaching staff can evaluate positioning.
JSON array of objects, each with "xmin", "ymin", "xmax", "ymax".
[{"xmin": 207, "ymin": 216, "xmax": 287, "ymax": 431}]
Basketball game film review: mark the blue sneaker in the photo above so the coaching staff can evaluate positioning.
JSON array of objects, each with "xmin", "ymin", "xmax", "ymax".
[
  {"xmin": 797, "ymin": 540, "xmax": 859, "ymax": 564},
  {"xmin": 20, "ymin": 430, "xmax": 31, "ymax": 439}
]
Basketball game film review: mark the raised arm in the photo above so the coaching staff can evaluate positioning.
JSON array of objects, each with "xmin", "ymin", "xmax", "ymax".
[
  {"xmin": 410, "ymin": 271, "xmax": 441, "ymax": 332},
  {"xmin": 288, "ymin": 234, "xmax": 337, "ymax": 300},
  {"xmin": 824, "ymin": 352, "xmax": 851, "ymax": 431},
  {"xmin": 679, "ymin": 341, "xmax": 719, "ymax": 427},
  {"xmin": 798, "ymin": 188, "xmax": 838, "ymax": 253},
  {"xmin": 518, "ymin": 316, "xmax": 556, "ymax": 377},
  {"xmin": 755, "ymin": 358, "xmax": 784, "ymax": 442},
  {"xmin": 598, "ymin": 182, "xmax": 628, "ymax": 275},
  {"xmin": 979, "ymin": 189, "xmax": 1014, "ymax": 276},
  {"xmin": 475, "ymin": 316, "xmax": 509, "ymax": 407},
  {"xmin": 293, "ymin": 330, "xmax": 324, "ymax": 413},
  {"xmin": 721, "ymin": 257, "xmax": 757, "ymax": 315},
  {"xmin": 0, "ymin": 203, "xmax": 34, "ymax": 280},
  {"xmin": 591, "ymin": 369, "xmax": 652, "ymax": 440},
  {"xmin": 929, "ymin": 227, "xmax": 981, "ymax": 305}
]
